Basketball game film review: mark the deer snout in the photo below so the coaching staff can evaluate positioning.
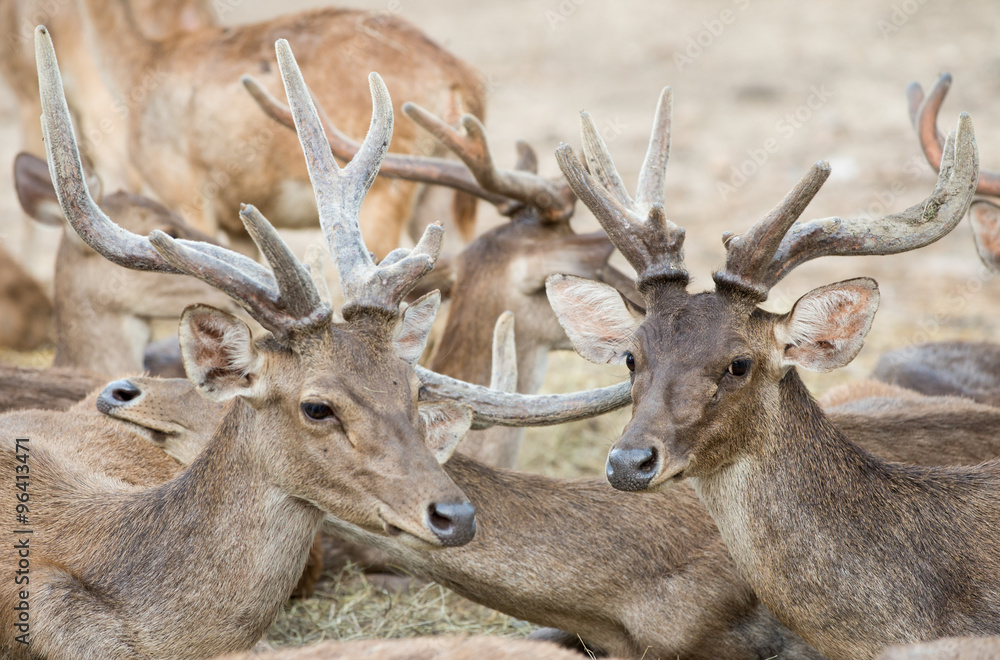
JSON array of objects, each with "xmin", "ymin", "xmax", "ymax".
[
  {"xmin": 425, "ymin": 501, "xmax": 477, "ymax": 547},
  {"xmin": 96, "ymin": 379, "xmax": 144, "ymax": 414},
  {"xmin": 606, "ymin": 443, "xmax": 662, "ymax": 491}
]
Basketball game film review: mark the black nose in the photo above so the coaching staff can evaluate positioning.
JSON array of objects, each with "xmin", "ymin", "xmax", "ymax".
[
  {"xmin": 96, "ymin": 379, "xmax": 143, "ymax": 414},
  {"xmin": 606, "ymin": 445, "xmax": 659, "ymax": 491},
  {"xmin": 426, "ymin": 502, "xmax": 476, "ymax": 547}
]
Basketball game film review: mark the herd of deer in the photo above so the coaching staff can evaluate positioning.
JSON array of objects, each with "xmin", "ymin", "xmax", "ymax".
[{"xmin": 1, "ymin": 2, "xmax": 1000, "ymax": 659}]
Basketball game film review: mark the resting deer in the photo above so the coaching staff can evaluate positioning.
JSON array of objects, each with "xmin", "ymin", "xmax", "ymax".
[
  {"xmin": 545, "ymin": 84, "xmax": 996, "ymax": 660},
  {"xmin": 13, "ymin": 150, "xmax": 238, "ymax": 375},
  {"xmin": 245, "ymin": 77, "xmax": 638, "ymax": 467},
  {"xmin": 66, "ymin": 0, "xmax": 484, "ymax": 258},
  {"xmin": 869, "ymin": 73, "xmax": 1000, "ymax": 405},
  {"xmin": 2, "ymin": 31, "xmax": 486, "ymax": 658}
]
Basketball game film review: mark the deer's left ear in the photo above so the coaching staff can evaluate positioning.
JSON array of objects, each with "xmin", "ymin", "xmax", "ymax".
[
  {"xmin": 393, "ymin": 291, "xmax": 441, "ymax": 365},
  {"xmin": 775, "ymin": 278, "xmax": 879, "ymax": 372}
]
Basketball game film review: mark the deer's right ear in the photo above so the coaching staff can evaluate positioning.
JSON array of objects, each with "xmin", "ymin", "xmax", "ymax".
[
  {"xmin": 971, "ymin": 200, "xmax": 1000, "ymax": 273},
  {"xmin": 546, "ymin": 274, "xmax": 644, "ymax": 364},
  {"xmin": 419, "ymin": 402, "xmax": 473, "ymax": 464},
  {"xmin": 179, "ymin": 305, "xmax": 264, "ymax": 402},
  {"xmin": 14, "ymin": 151, "xmax": 103, "ymax": 227}
]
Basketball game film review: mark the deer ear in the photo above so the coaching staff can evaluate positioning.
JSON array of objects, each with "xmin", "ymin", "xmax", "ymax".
[
  {"xmin": 971, "ymin": 200, "xmax": 1000, "ymax": 273},
  {"xmin": 393, "ymin": 290, "xmax": 441, "ymax": 365},
  {"xmin": 776, "ymin": 278, "xmax": 879, "ymax": 372},
  {"xmin": 512, "ymin": 233, "xmax": 615, "ymax": 294},
  {"xmin": 546, "ymin": 274, "xmax": 644, "ymax": 364},
  {"xmin": 419, "ymin": 402, "xmax": 473, "ymax": 464},
  {"xmin": 179, "ymin": 305, "xmax": 264, "ymax": 401},
  {"xmin": 14, "ymin": 151, "xmax": 103, "ymax": 228}
]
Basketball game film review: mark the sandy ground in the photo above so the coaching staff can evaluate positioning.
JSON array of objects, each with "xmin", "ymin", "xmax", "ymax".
[{"xmin": 1, "ymin": 0, "xmax": 1000, "ymax": 647}]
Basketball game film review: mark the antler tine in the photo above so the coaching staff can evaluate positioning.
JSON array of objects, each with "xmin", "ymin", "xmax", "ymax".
[
  {"xmin": 403, "ymin": 102, "xmax": 576, "ymax": 222},
  {"xmin": 908, "ymin": 73, "xmax": 1000, "ymax": 196},
  {"xmin": 39, "ymin": 27, "xmax": 329, "ymax": 340},
  {"xmin": 276, "ymin": 40, "xmax": 440, "ymax": 315},
  {"xmin": 740, "ymin": 113, "xmax": 978, "ymax": 292},
  {"xmin": 36, "ymin": 26, "xmax": 181, "ymax": 275},
  {"xmin": 714, "ymin": 161, "xmax": 831, "ymax": 299},
  {"xmin": 489, "ymin": 311, "xmax": 518, "ymax": 393},
  {"xmin": 555, "ymin": 91, "xmax": 687, "ymax": 292},
  {"xmin": 415, "ymin": 365, "xmax": 631, "ymax": 430},
  {"xmin": 242, "ymin": 75, "xmax": 504, "ymax": 206}
]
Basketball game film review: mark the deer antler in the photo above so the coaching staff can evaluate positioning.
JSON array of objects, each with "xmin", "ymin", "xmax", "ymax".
[
  {"xmin": 908, "ymin": 73, "xmax": 1000, "ymax": 196},
  {"xmin": 244, "ymin": 74, "xmax": 575, "ymax": 222},
  {"xmin": 715, "ymin": 113, "xmax": 978, "ymax": 300},
  {"xmin": 274, "ymin": 40, "xmax": 443, "ymax": 318},
  {"xmin": 36, "ymin": 26, "xmax": 329, "ymax": 340},
  {"xmin": 555, "ymin": 87, "xmax": 686, "ymax": 294}
]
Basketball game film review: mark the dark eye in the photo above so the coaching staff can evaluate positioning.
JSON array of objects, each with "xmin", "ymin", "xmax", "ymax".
[
  {"xmin": 728, "ymin": 358, "xmax": 751, "ymax": 377},
  {"xmin": 301, "ymin": 401, "xmax": 336, "ymax": 421},
  {"xmin": 624, "ymin": 352, "xmax": 635, "ymax": 372}
]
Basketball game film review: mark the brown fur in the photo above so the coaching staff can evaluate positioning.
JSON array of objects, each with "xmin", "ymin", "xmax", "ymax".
[
  {"xmin": 70, "ymin": 0, "xmax": 484, "ymax": 259},
  {"xmin": 0, "ymin": 365, "xmax": 107, "ymax": 413},
  {"xmin": 872, "ymin": 341, "xmax": 1000, "ymax": 407},
  {"xmin": 0, "ymin": 242, "xmax": 52, "ymax": 350}
]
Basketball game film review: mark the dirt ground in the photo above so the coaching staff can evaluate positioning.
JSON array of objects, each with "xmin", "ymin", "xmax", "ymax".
[{"xmin": 1, "ymin": 0, "xmax": 1000, "ymax": 651}]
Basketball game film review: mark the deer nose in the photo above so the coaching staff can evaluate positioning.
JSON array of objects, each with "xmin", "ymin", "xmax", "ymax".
[
  {"xmin": 606, "ymin": 445, "xmax": 660, "ymax": 491},
  {"xmin": 96, "ymin": 379, "xmax": 143, "ymax": 414},
  {"xmin": 425, "ymin": 502, "xmax": 476, "ymax": 547}
]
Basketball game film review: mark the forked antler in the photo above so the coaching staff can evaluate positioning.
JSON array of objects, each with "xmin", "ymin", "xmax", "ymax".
[
  {"xmin": 908, "ymin": 73, "xmax": 1000, "ymax": 196},
  {"xmin": 243, "ymin": 75, "xmax": 576, "ymax": 222},
  {"xmin": 716, "ymin": 114, "xmax": 978, "ymax": 299},
  {"xmin": 274, "ymin": 40, "xmax": 444, "ymax": 317},
  {"xmin": 555, "ymin": 88, "xmax": 687, "ymax": 293},
  {"xmin": 36, "ymin": 26, "xmax": 328, "ymax": 339},
  {"xmin": 557, "ymin": 84, "xmax": 979, "ymax": 302}
]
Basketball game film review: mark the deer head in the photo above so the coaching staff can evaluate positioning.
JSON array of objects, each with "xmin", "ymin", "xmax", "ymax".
[
  {"xmin": 547, "ymin": 86, "xmax": 979, "ymax": 490},
  {"xmin": 37, "ymin": 27, "xmax": 478, "ymax": 547}
]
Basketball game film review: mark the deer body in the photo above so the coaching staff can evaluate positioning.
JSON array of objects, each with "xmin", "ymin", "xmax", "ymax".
[{"xmin": 73, "ymin": 0, "xmax": 484, "ymax": 257}]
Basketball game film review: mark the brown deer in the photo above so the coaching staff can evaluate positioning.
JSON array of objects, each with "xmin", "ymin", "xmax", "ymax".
[
  {"xmin": 67, "ymin": 0, "xmax": 485, "ymax": 258},
  {"xmin": 869, "ymin": 73, "xmax": 1000, "ymax": 404},
  {"xmin": 0, "ymin": 365, "xmax": 107, "ymax": 413},
  {"xmin": 545, "ymin": 85, "xmax": 992, "ymax": 660},
  {"xmin": 245, "ymin": 77, "xmax": 638, "ymax": 467},
  {"xmin": 99, "ymin": 317, "xmax": 1000, "ymax": 659},
  {"xmin": 2, "ymin": 30, "xmax": 483, "ymax": 658},
  {"xmin": 13, "ymin": 150, "xmax": 238, "ymax": 375}
]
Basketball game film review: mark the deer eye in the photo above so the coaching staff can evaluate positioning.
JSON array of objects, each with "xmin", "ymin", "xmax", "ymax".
[
  {"xmin": 624, "ymin": 352, "xmax": 635, "ymax": 372},
  {"xmin": 301, "ymin": 401, "xmax": 336, "ymax": 421},
  {"xmin": 727, "ymin": 358, "xmax": 752, "ymax": 377}
]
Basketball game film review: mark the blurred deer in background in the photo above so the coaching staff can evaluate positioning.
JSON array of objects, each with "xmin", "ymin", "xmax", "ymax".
[
  {"xmin": 2, "ymin": 32, "xmax": 486, "ymax": 658},
  {"xmin": 0, "ymin": 242, "xmax": 51, "ymax": 350},
  {"xmin": 546, "ymin": 83, "xmax": 996, "ymax": 660},
  {"xmin": 870, "ymin": 73, "xmax": 1000, "ymax": 405},
  {"xmin": 246, "ymin": 76, "xmax": 637, "ymax": 467},
  {"xmin": 63, "ymin": 0, "xmax": 485, "ymax": 259}
]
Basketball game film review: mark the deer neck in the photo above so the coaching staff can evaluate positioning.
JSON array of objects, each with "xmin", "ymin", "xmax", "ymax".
[
  {"xmin": 60, "ymin": 399, "xmax": 324, "ymax": 654},
  {"xmin": 74, "ymin": 0, "xmax": 155, "ymax": 91}
]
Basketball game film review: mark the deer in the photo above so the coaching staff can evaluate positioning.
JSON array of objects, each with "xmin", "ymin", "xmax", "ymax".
[
  {"xmin": 868, "ymin": 73, "xmax": 1000, "ymax": 405},
  {"xmin": 3, "ymin": 29, "xmax": 490, "ymax": 658},
  {"xmin": 543, "ymin": 81, "xmax": 997, "ymax": 660},
  {"xmin": 244, "ymin": 75, "xmax": 639, "ymax": 468},
  {"xmin": 65, "ymin": 0, "xmax": 485, "ymax": 259},
  {"xmin": 12, "ymin": 150, "xmax": 239, "ymax": 375},
  {"xmin": 97, "ymin": 310, "xmax": 1000, "ymax": 660}
]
